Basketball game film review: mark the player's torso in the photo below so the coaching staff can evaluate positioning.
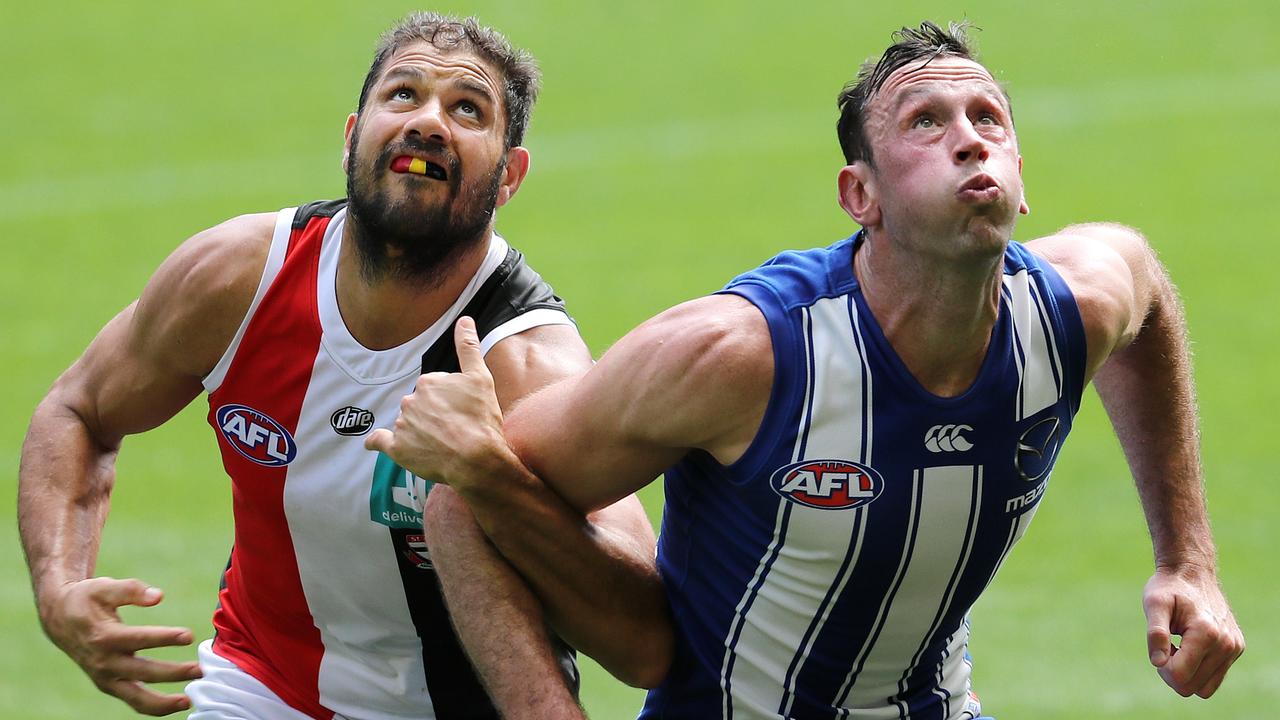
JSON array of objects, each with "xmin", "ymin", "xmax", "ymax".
[
  {"xmin": 646, "ymin": 235, "xmax": 1085, "ymax": 720},
  {"xmin": 202, "ymin": 201, "xmax": 571, "ymax": 720}
]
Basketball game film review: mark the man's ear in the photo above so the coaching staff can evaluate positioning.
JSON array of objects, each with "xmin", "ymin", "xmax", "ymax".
[
  {"xmin": 838, "ymin": 162, "xmax": 880, "ymax": 227},
  {"xmin": 495, "ymin": 146, "xmax": 531, "ymax": 208},
  {"xmin": 342, "ymin": 113, "xmax": 358, "ymax": 173},
  {"xmin": 1017, "ymin": 154, "xmax": 1030, "ymax": 215}
]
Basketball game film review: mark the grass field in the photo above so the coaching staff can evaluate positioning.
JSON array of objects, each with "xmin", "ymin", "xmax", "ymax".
[{"xmin": 3, "ymin": 1, "xmax": 1277, "ymax": 718}]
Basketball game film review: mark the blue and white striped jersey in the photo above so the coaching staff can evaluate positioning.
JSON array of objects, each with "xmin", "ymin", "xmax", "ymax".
[{"xmin": 640, "ymin": 232, "xmax": 1087, "ymax": 720}]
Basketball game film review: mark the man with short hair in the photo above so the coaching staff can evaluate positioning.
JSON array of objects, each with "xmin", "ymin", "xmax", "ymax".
[
  {"xmin": 18, "ymin": 12, "xmax": 667, "ymax": 719},
  {"xmin": 372, "ymin": 21, "xmax": 1245, "ymax": 719}
]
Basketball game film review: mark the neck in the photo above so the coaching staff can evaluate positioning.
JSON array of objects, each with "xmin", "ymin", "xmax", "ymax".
[
  {"xmin": 854, "ymin": 229, "xmax": 1004, "ymax": 397},
  {"xmin": 335, "ymin": 219, "xmax": 491, "ymax": 351}
]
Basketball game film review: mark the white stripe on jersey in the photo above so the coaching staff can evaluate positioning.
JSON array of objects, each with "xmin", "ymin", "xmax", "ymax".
[
  {"xmin": 721, "ymin": 297, "xmax": 872, "ymax": 719},
  {"xmin": 1003, "ymin": 270, "xmax": 1064, "ymax": 420},
  {"xmin": 480, "ymin": 308, "xmax": 575, "ymax": 354},
  {"xmin": 837, "ymin": 466, "xmax": 981, "ymax": 718}
]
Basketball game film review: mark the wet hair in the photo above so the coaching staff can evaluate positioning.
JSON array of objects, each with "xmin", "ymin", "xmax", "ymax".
[
  {"xmin": 356, "ymin": 12, "xmax": 541, "ymax": 148},
  {"xmin": 836, "ymin": 21, "xmax": 994, "ymax": 166}
]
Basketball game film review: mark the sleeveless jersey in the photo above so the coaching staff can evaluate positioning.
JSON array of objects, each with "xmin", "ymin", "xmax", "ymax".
[
  {"xmin": 202, "ymin": 200, "xmax": 578, "ymax": 720},
  {"xmin": 641, "ymin": 232, "xmax": 1087, "ymax": 720}
]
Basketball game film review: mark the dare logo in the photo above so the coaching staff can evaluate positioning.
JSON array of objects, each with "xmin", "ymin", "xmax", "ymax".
[
  {"xmin": 770, "ymin": 459, "xmax": 883, "ymax": 510},
  {"xmin": 216, "ymin": 404, "xmax": 297, "ymax": 467},
  {"xmin": 330, "ymin": 406, "xmax": 375, "ymax": 436}
]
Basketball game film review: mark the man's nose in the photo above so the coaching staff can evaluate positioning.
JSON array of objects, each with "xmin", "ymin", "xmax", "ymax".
[
  {"xmin": 952, "ymin": 119, "xmax": 989, "ymax": 164},
  {"xmin": 405, "ymin": 99, "xmax": 451, "ymax": 145}
]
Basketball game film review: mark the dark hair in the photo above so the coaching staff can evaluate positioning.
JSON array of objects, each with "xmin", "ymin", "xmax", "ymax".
[
  {"xmin": 356, "ymin": 12, "xmax": 541, "ymax": 148},
  {"xmin": 836, "ymin": 21, "xmax": 993, "ymax": 166}
]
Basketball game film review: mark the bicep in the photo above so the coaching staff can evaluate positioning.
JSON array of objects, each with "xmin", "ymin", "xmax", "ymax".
[
  {"xmin": 59, "ymin": 302, "xmax": 205, "ymax": 445},
  {"xmin": 484, "ymin": 322, "xmax": 593, "ymax": 413},
  {"xmin": 53, "ymin": 213, "xmax": 272, "ymax": 444},
  {"xmin": 505, "ymin": 296, "xmax": 772, "ymax": 512}
]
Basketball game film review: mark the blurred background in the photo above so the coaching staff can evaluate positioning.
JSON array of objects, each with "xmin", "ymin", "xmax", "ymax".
[{"xmin": 2, "ymin": 0, "xmax": 1276, "ymax": 717}]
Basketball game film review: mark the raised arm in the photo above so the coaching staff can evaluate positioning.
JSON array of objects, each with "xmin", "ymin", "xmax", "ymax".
[
  {"xmin": 368, "ymin": 294, "xmax": 772, "ymax": 687},
  {"xmin": 18, "ymin": 213, "xmax": 273, "ymax": 715},
  {"xmin": 1029, "ymin": 222, "xmax": 1245, "ymax": 699},
  {"xmin": 506, "ymin": 294, "xmax": 773, "ymax": 512}
]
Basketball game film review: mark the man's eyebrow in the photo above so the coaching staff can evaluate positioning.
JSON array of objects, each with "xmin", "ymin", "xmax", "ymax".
[
  {"xmin": 455, "ymin": 79, "xmax": 497, "ymax": 104},
  {"xmin": 381, "ymin": 66, "xmax": 427, "ymax": 85}
]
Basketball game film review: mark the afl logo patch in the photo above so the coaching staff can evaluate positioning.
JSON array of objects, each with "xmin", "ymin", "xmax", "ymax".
[
  {"xmin": 216, "ymin": 404, "xmax": 297, "ymax": 467},
  {"xmin": 330, "ymin": 406, "xmax": 375, "ymax": 436},
  {"xmin": 770, "ymin": 459, "xmax": 883, "ymax": 510}
]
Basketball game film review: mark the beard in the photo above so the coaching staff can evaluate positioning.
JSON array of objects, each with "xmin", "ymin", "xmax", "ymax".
[{"xmin": 345, "ymin": 129, "xmax": 505, "ymax": 288}]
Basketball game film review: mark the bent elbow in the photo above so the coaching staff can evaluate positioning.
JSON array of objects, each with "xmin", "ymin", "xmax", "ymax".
[{"xmin": 615, "ymin": 626, "xmax": 674, "ymax": 689}]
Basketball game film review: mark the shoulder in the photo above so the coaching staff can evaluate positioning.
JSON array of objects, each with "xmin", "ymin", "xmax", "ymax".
[
  {"xmin": 723, "ymin": 236, "xmax": 858, "ymax": 309},
  {"xmin": 1024, "ymin": 222, "xmax": 1156, "ymax": 378},
  {"xmin": 132, "ymin": 212, "xmax": 278, "ymax": 377},
  {"xmin": 485, "ymin": 323, "xmax": 592, "ymax": 412}
]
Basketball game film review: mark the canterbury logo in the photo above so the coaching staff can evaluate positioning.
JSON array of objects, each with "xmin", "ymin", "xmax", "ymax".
[{"xmin": 925, "ymin": 424, "xmax": 974, "ymax": 452}]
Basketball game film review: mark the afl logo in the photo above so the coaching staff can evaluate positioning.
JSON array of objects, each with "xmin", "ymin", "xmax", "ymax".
[
  {"xmin": 770, "ymin": 459, "xmax": 883, "ymax": 510},
  {"xmin": 216, "ymin": 404, "xmax": 297, "ymax": 467}
]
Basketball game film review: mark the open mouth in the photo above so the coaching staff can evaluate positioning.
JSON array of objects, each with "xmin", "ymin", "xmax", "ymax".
[{"xmin": 391, "ymin": 155, "xmax": 448, "ymax": 181}]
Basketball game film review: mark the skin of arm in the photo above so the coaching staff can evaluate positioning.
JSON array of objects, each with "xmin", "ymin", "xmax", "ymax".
[
  {"xmin": 407, "ymin": 319, "xmax": 662, "ymax": 710},
  {"xmin": 1028, "ymin": 222, "xmax": 1245, "ymax": 699},
  {"xmin": 17, "ymin": 213, "xmax": 274, "ymax": 715},
  {"xmin": 368, "ymin": 295, "xmax": 773, "ymax": 688}
]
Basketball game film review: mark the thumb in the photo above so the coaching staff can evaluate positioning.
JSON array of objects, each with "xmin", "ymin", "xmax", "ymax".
[
  {"xmin": 97, "ymin": 578, "xmax": 163, "ymax": 608},
  {"xmin": 454, "ymin": 316, "xmax": 488, "ymax": 376},
  {"xmin": 365, "ymin": 427, "xmax": 394, "ymax": 454},
  {"xmin": 1144, "ymin": 591, "xmax": 1174, "ymax": 667}
]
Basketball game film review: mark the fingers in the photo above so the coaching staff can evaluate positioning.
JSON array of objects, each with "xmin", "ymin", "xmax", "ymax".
[
  {"xmin": 101, "ymin": 623, "xmax": 196, "ymax": 653},
  {"xmin": 1142, "ymin": 589, "xmax": 1174, "ymax": 667},
  {"xmin": 454, "ymin": 316, "xmax": 488, "ymax": 376},
  {"xmin": 105, "ymin": 678, "xmax": 194, "ymax": 716},
  {"xmin": 1169, "ymin": 617, "xmax": 1245, "ymax": 698},
  {"xmin": 365, "ymin": 427, "xmax": 394, "ymax": 454},
  {"xmin": 111, "ymin": 654, "xmax": 203, "ymax": 684},
  {"xmin": 91, "ymin": 578, "xmax": 164, "ymax": 609}
]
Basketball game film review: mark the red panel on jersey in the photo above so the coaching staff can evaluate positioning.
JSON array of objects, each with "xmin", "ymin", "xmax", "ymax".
[{"xmin": 207, "ymin": 214, "xmax": 330, "ymax": 720}]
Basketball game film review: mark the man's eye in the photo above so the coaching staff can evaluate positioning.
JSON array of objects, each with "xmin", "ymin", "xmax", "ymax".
[
  {"xmin": 457, "ymin": 101, "xmax": 479, "ymax": 117},
  {"xmin": 976, "ymin": 113, "xmax": 998, "ymax": 125},
  {"xmin": 912, "ymin": 116, "xmax": 936, "ymax": 129},
  {"xmin": 392, "ymin": 87, "xmax": 414, "ymax": 102}
]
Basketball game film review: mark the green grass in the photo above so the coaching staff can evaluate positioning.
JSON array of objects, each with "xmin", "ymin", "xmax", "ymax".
[{"xmin": 3, "ymin": 1, "xmax": 1277, "ymax": 718}]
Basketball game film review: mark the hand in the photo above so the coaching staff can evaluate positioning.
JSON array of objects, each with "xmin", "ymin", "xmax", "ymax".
[
  {"xmin": 1143, "ymin": 564, "xmax": 1245, "ymax": 698},
  {"xmin": 42, "ymin": 577, "xmax": 202, "ymax": 715},
  {"xmin": 366, "ymin": 316, "xmax": 512, "ymax": 489}
]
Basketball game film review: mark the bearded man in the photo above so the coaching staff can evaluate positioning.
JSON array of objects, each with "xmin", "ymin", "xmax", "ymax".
[{"xmin": 18, "ymin": 13, "xmax": 668, "ymax": 720}]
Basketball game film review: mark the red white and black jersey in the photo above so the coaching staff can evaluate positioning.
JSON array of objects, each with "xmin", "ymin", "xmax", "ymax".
[{"xmin": 202, "ymin": 200, "xmax": 577, "ymax": 719}]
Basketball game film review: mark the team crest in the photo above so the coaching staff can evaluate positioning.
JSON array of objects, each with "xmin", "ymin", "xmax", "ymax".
[
  {"xmin": 401, "ymin": 533, "xmax": 433, "ymax": 570},
  {"xmin": 215, "ymin": 404, "xmax": 297, "ymax": 466},
  {"xmin": 770, "ymin": 459, "xmax": 883, "ymax": 510},
  {"xmin": 1015, "ymin": 415, "xmax": 1063, "ymax": 482}
]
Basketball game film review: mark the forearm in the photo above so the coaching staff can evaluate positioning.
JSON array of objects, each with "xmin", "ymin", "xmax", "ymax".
[
  {"xmin": 18, "ymin": 395, "xmax": 119, "ymax": 620},
  {"xmin": 448, "ymin": 453, "xmax": 672, "ymax": 688},
  {"xmin": 1093, "ymin": 273, "xmax": 1215, "ymax": 571},
  {"xmin": 424, "ymin": 486, "xmax": 584, "ymax": 717}
]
